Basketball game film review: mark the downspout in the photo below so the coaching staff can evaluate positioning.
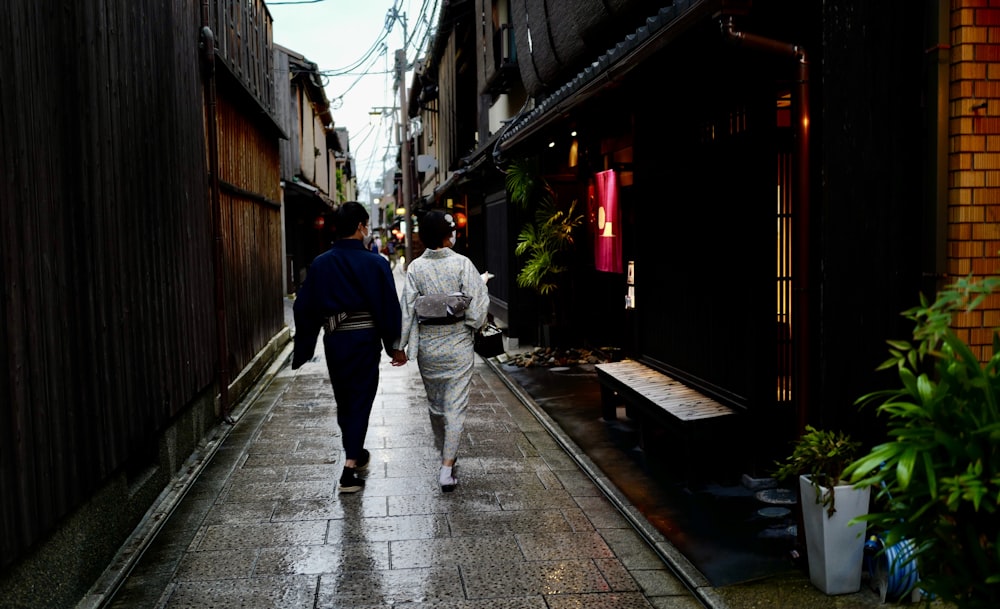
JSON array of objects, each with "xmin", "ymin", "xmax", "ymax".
[
  {"xmin": 721, "ymin": 16, "xmax": 811, "ymax": 434},
  {"xmin": 200, "ymin": 4, "xmax": 232, "ymax": 425},
  {"xmin": 924, "ymin": 1, "xmax": 949, "ymax": 297}
]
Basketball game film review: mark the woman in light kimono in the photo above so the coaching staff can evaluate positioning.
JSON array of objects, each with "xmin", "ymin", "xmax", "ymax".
[{"xmin": 393, "ymin": 210, "xmax": 489, "ymax": 492}]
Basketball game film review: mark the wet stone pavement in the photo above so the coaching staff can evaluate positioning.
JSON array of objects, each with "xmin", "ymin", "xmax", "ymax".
[
  {"xmin": 91, "ymin": 266, "xmax": 900, "ymax": 609},
  {"xmin": 100, "ymin": 346, "xmax": 705, "ymax": 609}
]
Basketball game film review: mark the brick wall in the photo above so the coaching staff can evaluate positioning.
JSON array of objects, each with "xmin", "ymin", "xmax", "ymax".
[{"xmin": 950, "ymin": 0, "xmax": 1000, "ymax": 359}]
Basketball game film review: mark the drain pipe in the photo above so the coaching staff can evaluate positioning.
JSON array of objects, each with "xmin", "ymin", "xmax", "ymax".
[
  {"xmin": 923, "ymin": 0, "xmax": 949, "ymax": 298},
  {"xmin": 200, "ymin": 2, "xmax": 232, "ymax": 425},
  {"xmin": 721, "ymin": 16, "xmax": 811, "ymax": 434}
]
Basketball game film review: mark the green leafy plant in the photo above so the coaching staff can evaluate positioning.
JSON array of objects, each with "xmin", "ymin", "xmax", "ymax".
[
  {"xmin": 506, "ymin": 158, "xmax": 583, "ymax": 298},
  {"xmin": 773, "ymin": 425, "xmax": 862, "ymax": 517},
  {"xmin": 513, "ymin": 199, "xmax": 583, "ymax": 295},
  {"xmin": 335, "ymin": 167, "xmax": 345, "ymax": 202},
  {"xmin": 844, "ymin": 275, "xmax": 1000, "ymax": 608}
]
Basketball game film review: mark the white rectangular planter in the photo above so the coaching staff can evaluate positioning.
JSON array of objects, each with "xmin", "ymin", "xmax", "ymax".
[{"xmin": 799, "ymin": 475, "xmax": 871, "ymax": 595}]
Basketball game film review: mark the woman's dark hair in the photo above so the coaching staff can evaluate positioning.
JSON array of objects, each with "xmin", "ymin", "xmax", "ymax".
[
  {"xmin": 419, "ymin": 209, "xmax": 455, "ymax": 249},
  {"xmin": 333, "ymin": 201, "xmax": 369, "ymax": 239}
]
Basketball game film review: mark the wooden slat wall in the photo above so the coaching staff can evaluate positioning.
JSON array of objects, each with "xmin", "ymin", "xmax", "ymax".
[
  {"xmin": 212, "ymin": 0, "xmax": 275, "ymax": 116},
  {"xmin": 0, "ymin": 0, "xmax": 282, "ymax": 569},
  {"xmin": 216, "ymin": 94, "xmax": 284, "ymax": 372},
  {"xmin": 273, "ymin": 50, "xmax": 300, "ymax": 183}
]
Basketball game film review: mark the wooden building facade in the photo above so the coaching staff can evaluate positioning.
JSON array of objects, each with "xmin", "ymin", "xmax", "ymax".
[
  {"xmin": 0, "ymin": 1, "xmax": 286, "ymax": 606},
  {"xmin": 408, "ymin": 0, "xmax": 1000, "ymax": 482}
]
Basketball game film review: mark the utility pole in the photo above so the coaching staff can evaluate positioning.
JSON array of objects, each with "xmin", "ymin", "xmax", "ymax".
[{"xmin": 396, "ymin": 48, "xmax": 414, "ymax": 269}]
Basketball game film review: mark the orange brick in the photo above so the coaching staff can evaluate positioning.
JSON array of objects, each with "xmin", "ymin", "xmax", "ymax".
[
  {"xmin": 972, "ymin": 222, "xmax": 1000, "ymax": 237},
  {"xmin": 951, "ymin": 152, "xmax": 974, "ymax": 170},
  {"xmin": 974, "ymin": 117, "xmax": 1000, "ymax": 134},
  {"xmin": 951, "ymin": 240, "xmax": 985, "ymax": 256},
  {"xmin": 954, "ymin": 8, "xmax": 977, "ymax": 26},
  {"xmin": 950, "ymin": 204, "xmax": 985, "ymax": 221},
  {"xmin": 952, "ymin": 80, "xmax": 976, "ymax": 98},
  {"xmin": 953, "ymin": 133, "xmax": 987, "ymax": 150},
  {"xmin": 983, "ymin": 290, "xmax": 1000, "ymax": 304},
  {"xmin": 963, "ymin": 35, "xmax": 991, "ymax": 51},
  {"xmin": 976, "ymin": 41, "xmax": 1000, "ymax": 58},
  {"xmin": 953, "ymin": 171, "xmax": 987, "ymax": 186},
  {"xmin": 974, "ymin": 80, "xmax": 1000, "ymax": 97},
  {"xmin": 975, "ymin": 8, "xmax": 1000, "ymax": 25},
  {"xmin": 971, "ymin": 327, "xmax": 995, "ymax": 344},
  {"xmin": 973, "ymin": 188, "xmax": 1000, "ymax": 203},
  {"xmin": 957, "ymin": 60, "xmax": 989, "ymax": 79},
  {"xmin": 950, "ymin": 257, "xmax": 973, "ymax": 274},
  {"xmin": 983, "ymin": 310, "xmax": 1000, "ymax": 327},
  {"xmin": 984, "ymin": 136, "xmax": 1000, "ymax": 151},
  {"xmin": 952, "ymin": 16, "xmax": 969, "ymax": 28},
  {"xmin": 975, "ymin": 154, "xmax": 1000, "ymax": 169},
  {"xmin": 987, "ymin": 171, "xmax": 1000, "ymax": 185},
  {"xmin": 955, "ymin": 309, "xmax": 983, "ymax": 327},
  {"xmin": 951, "ymin": 187, "xmax": 975, "ymax": 204},
  {"xmin": 989, "ymin": 64, "xmax": 1000, "ymax": 79},
  {"xmin": 953, "ymin": 42, "xmax": 977, "ymax": 61},
  {"xmin": 954, "ymin": 25, "xmax": 989, "ymax": 44},
  {"xmin": 972, "ymin": 189, "xmax": 996, "ymax": 204},
  {"xmin": 950, "ymin": 222, "xmax": 974, "ymax": 240},
  {"xmin": 952, "ymin": 327, "xmax": 972, "ymax": 347},
  {"xmin": 972, "ymin": 345, "xmax": 989, "ymax": 362},
  {"xmin": 982, "ymin": 293, "xmax": 1000, "ymax": 310},
  {"xmin": 972, "ymin": 257, "xmax": 1000, "ymax": 274},
  {"xmin": 955, "ymin": 1, "xmax": 989, "ymax": 11},
  {"xmin": 984, "ymin": 239, "xmax": 1000, "ymax": 255}
]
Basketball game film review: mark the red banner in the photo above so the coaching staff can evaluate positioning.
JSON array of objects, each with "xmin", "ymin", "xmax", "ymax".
[{"xmin": 593, "ymin": 169, "xmax": 622, "ymax": 273}]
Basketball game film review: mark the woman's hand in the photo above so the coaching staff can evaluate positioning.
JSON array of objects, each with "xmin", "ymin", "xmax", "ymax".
[{"xmin": 390, "ymin": 349, "xmax": 408, "ymax": 366}]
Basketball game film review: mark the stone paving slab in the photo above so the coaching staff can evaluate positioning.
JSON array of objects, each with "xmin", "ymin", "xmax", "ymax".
[
  {"xmin": 104, "ymin": 345, "xmax": 698, "ymax": 609},
  {"xmin": 88, "ymin": 278, "xmax": 904, "ymax": 609}
]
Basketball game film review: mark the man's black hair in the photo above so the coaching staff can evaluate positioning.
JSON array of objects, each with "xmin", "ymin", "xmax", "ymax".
[{"xmin": 333, "ymin": 201, "xmax": 369, "ymax": 239}]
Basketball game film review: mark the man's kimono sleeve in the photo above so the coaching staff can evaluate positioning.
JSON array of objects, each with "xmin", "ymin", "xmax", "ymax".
[{"xmin": 292, "ymin": 280, "xmax": 322, "ymax": 369}]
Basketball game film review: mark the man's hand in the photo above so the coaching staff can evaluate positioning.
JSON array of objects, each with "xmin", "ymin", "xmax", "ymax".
[{"xmin": 390, "ymin": 349, "xmax": 408, "ymax": 366}]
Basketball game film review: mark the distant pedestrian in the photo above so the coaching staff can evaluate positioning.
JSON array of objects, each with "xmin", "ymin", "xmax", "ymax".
[
  {"xmin": 386, "ymin": 239, "xmax": 397, "ymax": 269},
  {"xmin": 392, "ymin": 210, "xmax": 489, "ymax": 492},
  {"xmin": 292, "ymin": 201, "xmax": 403, "ymax": 493}
]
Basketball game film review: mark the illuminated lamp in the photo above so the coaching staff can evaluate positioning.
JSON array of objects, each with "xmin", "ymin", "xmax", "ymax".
[
  {"xmin": 314, "ymin": 216, "xmax": 325, "ymax": 230},
  {"xmin": 598, "ymin": 206, "xmax": 614, "ymax": 237},
  {"xmin": 454, "ymin": 212, "xmax": 467, "ymax": 228}
]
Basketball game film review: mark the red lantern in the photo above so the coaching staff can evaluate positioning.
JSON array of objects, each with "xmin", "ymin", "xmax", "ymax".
[
  {"xmin": 454, "ymin": 212, "xmax": 467, "ymax": 228},
  {"xmin": 314, "ymin": 216, "xmax": 325, "ymax": 230}
]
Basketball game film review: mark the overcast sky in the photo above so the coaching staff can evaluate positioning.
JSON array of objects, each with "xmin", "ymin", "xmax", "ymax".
[{"xmin": 267, "ymin": 0, "xmax": 440, "ymax": 202}]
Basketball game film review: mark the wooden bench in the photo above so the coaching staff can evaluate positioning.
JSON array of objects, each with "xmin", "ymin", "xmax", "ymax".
[{"xmin": 595, "ymin": 359, "xmax": 739, "ymax": 484}]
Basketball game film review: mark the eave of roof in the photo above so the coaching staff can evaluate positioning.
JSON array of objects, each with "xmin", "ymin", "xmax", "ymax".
[{"xmin": 496, "ymin": 0, "xmax": 719, "ymax": 156}]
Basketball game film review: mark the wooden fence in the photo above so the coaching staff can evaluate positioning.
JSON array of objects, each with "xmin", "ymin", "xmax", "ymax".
[{"xmin": 0, "ymin": 0, "xmax": 284, "ymax": 589}]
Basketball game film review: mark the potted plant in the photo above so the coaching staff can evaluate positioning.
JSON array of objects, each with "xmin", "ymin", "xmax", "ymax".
[
  {"xmin": 844, "ymin": 275, "xmax": 1000, "ymax": 608},
  {"xmin": 774, "ymin": 425, "xmax": 871, "ymax": 595}
]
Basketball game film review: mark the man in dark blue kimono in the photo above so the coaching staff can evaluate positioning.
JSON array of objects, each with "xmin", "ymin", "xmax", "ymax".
[{"xmin": 292, "ymin": 201, "xmax": 403, "ymax": 492}]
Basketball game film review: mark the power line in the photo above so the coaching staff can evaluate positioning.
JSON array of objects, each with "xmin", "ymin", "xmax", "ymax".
[{"xmin": 328, "ymin": 44, "xmax": 389, "ymax": 107}]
